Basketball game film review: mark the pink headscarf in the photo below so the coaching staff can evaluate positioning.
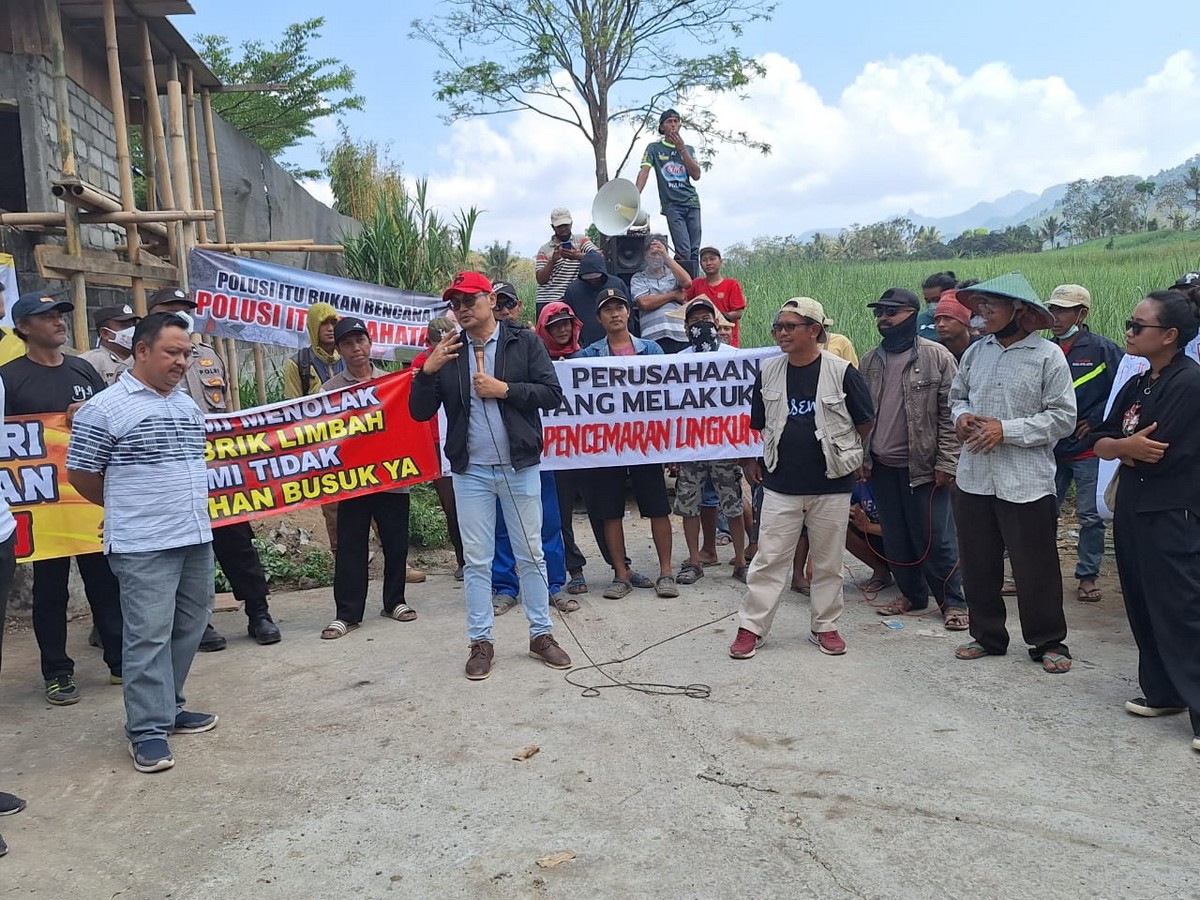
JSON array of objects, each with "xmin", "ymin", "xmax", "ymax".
[{"xmin": 535, "ymin": 301, "xmax": 583, "ymax": 359}]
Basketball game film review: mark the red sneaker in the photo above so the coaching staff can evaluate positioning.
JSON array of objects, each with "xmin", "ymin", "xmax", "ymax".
[
  {"xmin": 809, "ymin": 630, "xmax": 846, "ymax": 656},
  {"xmin": 729, "ymin": 628, "xmax": 762, "ymax": 659}
]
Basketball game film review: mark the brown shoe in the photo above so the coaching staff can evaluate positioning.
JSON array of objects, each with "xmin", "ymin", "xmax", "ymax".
[
  {"xmin": 465, "ymin": 641, "xmax": 494, "ymax": 680},
  {"xmin": 529, "ymin": 633, "xmax": 572, "ymax": 670}
]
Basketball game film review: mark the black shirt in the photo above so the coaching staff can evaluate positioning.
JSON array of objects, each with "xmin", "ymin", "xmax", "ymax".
[
  {"xmin": 1, "ymin": 355, "xmax": 106, "ymax": 415},
  {"xmin": 750, "ymin": 357, "xmax": 874, "ymax": 495},
  {"xmin": 1092, "ymin": 353, "xmax": 1200, "ymax": 514}
]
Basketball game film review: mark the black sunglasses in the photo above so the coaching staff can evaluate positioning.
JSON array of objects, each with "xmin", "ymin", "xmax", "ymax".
[
  {"xmin": 1125, "ymin": 320, "xmax": 1171, "ymax": 335},
  {"xmin": 872, "ymin": 306, "xmax": 910, "ymax": 319},
  {"xmin": 495, "ymin": 297, "xmax": 520, "ymax": 310},
  {"xmin": 447, "ymin": 292, "xmax": 487, "ymax": 312}
]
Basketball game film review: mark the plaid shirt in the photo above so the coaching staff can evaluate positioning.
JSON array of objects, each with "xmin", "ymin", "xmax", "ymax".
[{"xmin": 949, "ymin": 332, "xmax": 1076, "ymax": 503}]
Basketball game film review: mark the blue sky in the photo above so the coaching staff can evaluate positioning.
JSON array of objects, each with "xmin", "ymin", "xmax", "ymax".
[{"xmin": 177, "ymin": 1, "xmax": 1200, "ymax": 254}]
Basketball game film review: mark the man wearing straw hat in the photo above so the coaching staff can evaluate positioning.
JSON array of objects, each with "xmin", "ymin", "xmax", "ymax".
[{"xmin": 949, "ymin": 273, "xmax": 1077, "ymax": 673}]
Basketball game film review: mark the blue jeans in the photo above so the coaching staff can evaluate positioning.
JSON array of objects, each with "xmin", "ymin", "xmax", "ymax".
[
  {"xmin": 1055, "ymin": 456, "xmax": 1104, "ymax": 580},
  {"xmin": 663, "ymin": 204, "xmax": 701, "ymax": 271},
  {"xmin": 453, "ymin": 464, "xmax": 553, "ymax": 644},
  {"xmin": 108, "ymin": 543, "xmax": 214, "ymax": 744},
  {"xmin": 493, "ymin": 471, "xmax": 566, "ymax": 598}
]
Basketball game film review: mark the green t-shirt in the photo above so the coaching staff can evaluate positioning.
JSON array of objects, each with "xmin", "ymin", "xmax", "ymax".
[{"xmin": 640, "ymin": 140, "xmax": 700, "ymax": 211}]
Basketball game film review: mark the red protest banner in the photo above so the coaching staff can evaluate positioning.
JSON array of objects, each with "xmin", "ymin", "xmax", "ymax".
[{"xmin": 204, "ymin": 369, "xmax": 440, "ymax": 524}]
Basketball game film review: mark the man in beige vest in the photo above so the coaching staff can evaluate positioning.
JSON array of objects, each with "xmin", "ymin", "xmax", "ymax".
[{"xmin": 730, "ymin": 297, "xmax": 875, "ymax": 659}]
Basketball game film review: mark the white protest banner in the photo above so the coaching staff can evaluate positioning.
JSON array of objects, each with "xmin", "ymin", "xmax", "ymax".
[
  {"xmin": 188, "ymin": 248, "xmax": 444, "ymax": 359},
  {"xmin": 540, "ymin": 348, "xmax": 776, "ymax": 470}
]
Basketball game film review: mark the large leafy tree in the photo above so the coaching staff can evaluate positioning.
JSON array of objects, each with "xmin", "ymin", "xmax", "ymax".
[
  {"xmin": 196, "ymin": 18, "xmax": 364, "ymax": 178},
  {"xmin": 411, "ymin": 0, "xmax": 775, "ymax": 189}
]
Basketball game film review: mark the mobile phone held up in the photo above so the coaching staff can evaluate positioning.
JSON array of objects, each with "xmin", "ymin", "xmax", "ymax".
[{"xmin": 560, "ymin": 240, "xmax": 572, "ymax": 251}]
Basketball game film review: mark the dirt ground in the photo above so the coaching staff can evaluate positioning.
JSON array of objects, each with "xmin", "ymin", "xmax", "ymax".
[{"xmin": 1, "ymin": 504, "xmax": 1197, "ymax": 899}]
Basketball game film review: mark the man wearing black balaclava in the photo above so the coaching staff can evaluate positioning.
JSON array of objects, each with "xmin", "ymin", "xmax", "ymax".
[
  {"xmin": 858, "ymin": 288, "xmax": 970, "ymax": 629},
  {"xmin": 562, "ymin": 251, "xmax": 629, "ymax": 346}
]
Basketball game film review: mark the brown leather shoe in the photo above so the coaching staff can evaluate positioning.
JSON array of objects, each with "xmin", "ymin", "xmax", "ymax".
[
  {"xmin": 529, "ymin": 633, "xmax": 572, "ymax": 670},
  {"xmin": 465, "ymin": 641, "xmax": 494, "ymax": 680}
]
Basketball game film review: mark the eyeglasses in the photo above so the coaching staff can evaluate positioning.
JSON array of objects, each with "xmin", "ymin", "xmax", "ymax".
[
  {"xmin": 872, "ymin": 306, "xmax": 910, "ymax": 319},
  {"xmin": 1125, "ymin": 320, "xmax": 1171, "ymax": 335},
  {"xmin": 446, "ymin": 292, "xmax": 486, "ymax": 312},
  {"xmin": 495, "ymin": 297, "xmax": 520, "ymax": 310},
  {"xmin": 771, "ymin": 319, "xmax": 816, "ymax": 333}
]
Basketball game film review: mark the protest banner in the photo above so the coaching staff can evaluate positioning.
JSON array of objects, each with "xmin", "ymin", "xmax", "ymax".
[
  {"xmin": 188, "ymin": 248, "xmax": 444, "ymax": 359},
  {"xmin": 4, "ymin": 371, "xmax": 440, "ymax": 562},
  {"xmin": 1, "ymin": 413, "xmax": 104, "ymax": 562},
  {"xmin": 205, "ymin": 369, "xmax": 440, "ymax": 525},
  {"xmin": 541, "ymin": 348, "xmax": 773, "ymax": 470}
]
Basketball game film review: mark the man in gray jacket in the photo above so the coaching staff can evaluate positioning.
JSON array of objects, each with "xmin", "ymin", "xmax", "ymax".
[{"xmin": 859, "ymin": 288, "xmax": 968, "ymax": 630}]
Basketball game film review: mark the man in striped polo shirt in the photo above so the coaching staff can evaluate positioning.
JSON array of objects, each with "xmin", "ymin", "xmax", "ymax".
[
  {"xmin": 67, "ymin": 312, "xmax": 217, "ymax": 774},
  {"xmin": 533, "ymin": 207, "xmax": 598, "ymax": 317}
]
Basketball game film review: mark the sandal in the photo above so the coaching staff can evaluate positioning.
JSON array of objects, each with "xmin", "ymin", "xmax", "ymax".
[
  {"xmin": 790, "ymin": 582, "xmax": 810, "ymax": 596},
  {"xmin": 552, "ymin": 592, "xmax": 580, "ymax": 613},
  {"xmin": 602, "ymin": 580, "xmax": 632, "ymax": 599},
  {"xmin": 943, "ymin": 610, "xmax": 971, "ymax": 631},
  {"xmin": 955, "ymin": 641, "xmax": 991, "ymax": 660},
  {"xmin": 320, "ymin": 620, "xmax": 359, "ymax": 640},
  {"xmin": 567, "ymin": 575, "xmax": 589, "ymax": 596},
  {"xmin": 629, "ymin": 572, "xmax": 655, "ymax": 589},
  {"xmin": 698, "ymin": 553, "xmax": 720, "ymax": 567},
  {"xmin": 492, "ymin": 594, "xmax": 519, "ymax": 616},
  {"xmin": 1077, "ymin": 584, "xmax": 1103, "ymax": 603},
  {"xmin": 1041, "ymin": 651, "xmax": 1072, "ymax": 674},
  {"xmin": 655, "ymin": 575, "xmax": 679, "ymax": 598},
  {"xmin": 382, "ymin": 604, "xmax": 417, "ymax": 622},
  {"xmin": 877, "ymin": 598, "xmax": 928, "ymax": 617},
  {"xmin": 716, "ymin": 532, "xmax": 732, "ymax": 546},
  {"xmin": 676, "ymin": 562, "xmax": 705, "ymax": 585},
  {"xmin": 862, "ymin": 574, "xmax": 894, "ymax": 593},
  {"xmin": 732, "ymin": 565, "xmax": 749, "ymax": 584}
]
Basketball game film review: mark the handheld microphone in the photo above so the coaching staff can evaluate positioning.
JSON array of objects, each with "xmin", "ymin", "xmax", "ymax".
[{"xmin": 473, "ymin": 339, "xmax": 485, "ymax": 375}]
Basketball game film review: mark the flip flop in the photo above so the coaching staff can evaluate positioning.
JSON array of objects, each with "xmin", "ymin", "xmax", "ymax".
[
  {"xmin": 861, "ymin": 575, "xmax": 894, "ymax": 593},
  {"xmin": 381, "ymin": 604, "xmax": 418, "ymax": 622},
  {"xmin": 320, "ymin": 620, "xmax": 359, "ymax": 640},
  {"xmin": 552, "ymin": 593, "xmax": 580, "ymax": 613},
  {"xmin": 955, "ymin": 641, "xmax": 991, "ymax": 660},
  {"xmin": 1077, "ymin": 585, "xmax": 1103, "ymax": 603},
  {"xmin": 790, "ymin": 582, "xmax": 811, "ymax": 596},
  {"xmin": 1041, "ymin": 651, "xmax": 1072, "ymax": 674},
  {"xmin": 732, "ymin": 565, "xmax": 749, "ymax": 584},
  {"xmin": 943, "ymin": 610, "xmax": 971, "ymax": 631}
]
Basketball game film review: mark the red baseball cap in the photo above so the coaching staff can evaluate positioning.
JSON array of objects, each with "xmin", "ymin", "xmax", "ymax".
[{"xmin": 442, "ymin": 271, "xmax": 494, "ymax": 302}]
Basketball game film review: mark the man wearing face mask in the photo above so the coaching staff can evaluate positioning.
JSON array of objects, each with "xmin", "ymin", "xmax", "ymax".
[
  {"xmin": 147, "ymin": 287, "xmax": 281, "ymax": 648},
  {"xmin": 81, "ymin": 305, "xmax": 140, "ymax": 386},
  {"xmin": 859, "ymin": 288, "xmax": 969, "ymax": 630},
  {"xmin": 562, "ymin": 251, "xmax": 628, "ymax": 346},
  {"xmin": 671, "ymin": 298, "xmax": 749, "ymax": 584},
  {"xmin": 1046, "ymin": 284, "xmax": 1122, "ymax": 604}
]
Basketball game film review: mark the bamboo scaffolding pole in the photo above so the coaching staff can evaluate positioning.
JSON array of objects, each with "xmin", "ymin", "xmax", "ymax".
[
  {"xmin": 0, "ymin": 210, "xmax": 213, "ymax": 227},
  {"xmin": 208, "ymin": 243, "xmax": 344, "ymax": 253},
  {"xmin": 43, "ymin": 0, "xmax": 89, "ymax": 350},
  {"xmin": 51, "ymin": 182, "xmax": 169, "ymax": 239},
  {"xmin": 199, "ymin": 89, "xmax": 227, "ymax": 245},
  {"xmin": 139, "ymin": 20, "xmax": 176, "ymax": 267},
  {"xmin": 101, "ymin": 0, "xmax": 144, "ymax": 314},
  {"xmin": 184, "ymin": 68, "xmax": 209, "ymax": 246},
  {"xmin": 166, "ymin": 58, "xmax": 192, "ymax": 289},
  {"xmin": 143, "ymin": 101, "xmax": 156, "ymax": 211},
  {"xmin": 252, "ymin": 344, "xmax": 266, "ymax": 405}
]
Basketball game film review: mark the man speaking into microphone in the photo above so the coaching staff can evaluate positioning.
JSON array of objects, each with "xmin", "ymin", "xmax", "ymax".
[{"xmin": 410, "ymin": 272, "xmax": 571, "ymax": 681}]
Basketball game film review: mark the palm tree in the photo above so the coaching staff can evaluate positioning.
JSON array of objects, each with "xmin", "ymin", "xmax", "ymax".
[
  {"xmin": 482, "ymin": 241, "xmax": 516, "ymax": 282},
  {"xmin": 1038, "ymin": 215, "xmax": 1063, "ymax": 249}
]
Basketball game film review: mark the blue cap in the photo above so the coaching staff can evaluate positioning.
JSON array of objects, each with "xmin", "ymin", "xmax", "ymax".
[{"xmin": 12, "ymin": 292, "xmax": 73, "ymax": 321}]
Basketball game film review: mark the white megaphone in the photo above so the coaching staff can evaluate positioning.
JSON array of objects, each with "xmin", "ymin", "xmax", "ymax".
[{"xmin": 592, "ymin": 178, "xmax": 648, "ymax": 236}]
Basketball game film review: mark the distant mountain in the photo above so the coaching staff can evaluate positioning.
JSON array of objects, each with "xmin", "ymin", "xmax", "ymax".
[{"xmin": 797, "ymin": 184, "xmax": 1070, "ymax": 243}]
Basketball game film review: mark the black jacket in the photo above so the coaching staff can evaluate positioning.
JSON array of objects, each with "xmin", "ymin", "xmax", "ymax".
[
  {"xmin": 1052, "ymin": 328, "xmax": 1123, "ymax": 459},
  {"xmin": 408, "ymin": 320, "xmax": 563, "ymax": 473},
  {"xmin": 563, "ymin": 251, "xmax": 629, "ymax": 346}
]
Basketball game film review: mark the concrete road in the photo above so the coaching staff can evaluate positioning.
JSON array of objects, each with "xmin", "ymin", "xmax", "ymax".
[{"xmin": 1, "ymin": 543, "xmax": 1197, "ymax": 899}]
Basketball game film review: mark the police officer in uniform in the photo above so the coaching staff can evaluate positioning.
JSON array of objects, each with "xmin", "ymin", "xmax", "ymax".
[{"xmin": 147, "ymin": 287, "xmax": 281, "ymax": 647}]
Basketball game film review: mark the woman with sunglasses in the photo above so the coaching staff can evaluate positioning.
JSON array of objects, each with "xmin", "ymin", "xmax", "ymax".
[{"xmin": 1092, "ymin": 286, "xmax": 1200, "ymax": 753}]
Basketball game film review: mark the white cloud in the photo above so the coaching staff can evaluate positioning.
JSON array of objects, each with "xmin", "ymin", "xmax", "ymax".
[
  {"xmin": 403, "ymin": 51, "xmax": 1200, "ymax": 255},
  {"xmin": 299, "ymin": 179, "xmax": 335, "ymax": 208}
]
